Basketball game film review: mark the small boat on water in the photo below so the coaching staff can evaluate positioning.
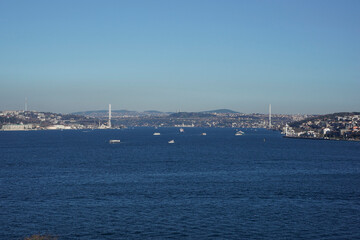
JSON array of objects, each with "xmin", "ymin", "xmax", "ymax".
[
  {"xmin": 235, "ymin": 130, "xmax": 244, "ymax": 136},
  {"xmin": 153, "ymin": 132, "xmax": 161, "ymax": 136},
  {"xmin": 168, "ymin": 140, "xmax": 175, "ymax": 144},
  {"xmin": 201, "ymin": 133, "xmax": 207, "ymax": 136},
  {"xmin": 109, "ymin": 140, "xmax": 121, "ymax": 144},
  {"xmin": 179, "ymin": 128, "xmax": 184, "ymax": 133}
]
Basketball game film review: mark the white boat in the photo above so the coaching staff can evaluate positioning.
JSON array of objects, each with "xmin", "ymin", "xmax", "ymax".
[
  {"xmin": 235, "ymin": 130, "xmax": 244, "ymax": 136},
  {"xmin": 153, "ymin": 132, "xmax": 161, "ymax": 135},
  {"xmin": 201, "ymin": 133, "xmax": 207, "ymax": 136},
  {"xmin": 168, "ymin": 140, "xmax": 175, "ymax": 144},
  {"xmin": 179, "ymin": 128, "xmax": 184, "ymax": 133},
  {"xmin": 109, "ymin": 140, "xmax": 121, "ymax": 143},
  {"xmin": 175, "ymin": 123, "xmax": 194, "ymax": 127}
]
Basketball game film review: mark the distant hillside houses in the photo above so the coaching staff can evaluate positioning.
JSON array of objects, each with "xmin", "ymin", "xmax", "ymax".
[
  {"xmin": 0, "ymin": 110, "xmax": 102, "ymax": 131},
  {"xmin": 285, "ymin": 113, "xmax": 360, "ymax": 140},
  {"xmin": 0, "ymin": 109, "xmax": 308, "ymax": 130}
]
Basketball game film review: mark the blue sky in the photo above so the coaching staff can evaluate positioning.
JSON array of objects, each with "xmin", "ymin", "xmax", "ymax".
[{"xmin": 0, "ymin": 0, "xmax": 359, "ymax": 114}]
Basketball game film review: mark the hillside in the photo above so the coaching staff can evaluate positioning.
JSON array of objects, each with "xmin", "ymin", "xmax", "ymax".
[
  {"xmin": 202, "ymin": 109, "xmax": 239, "ymax": 114},
  {"xmin": 169, "ymin": 112, "xmax": 215, "ymax": 118},
  {"xmin": 286, "ymin": 112, "xmax": 360, "ymax": 140}
]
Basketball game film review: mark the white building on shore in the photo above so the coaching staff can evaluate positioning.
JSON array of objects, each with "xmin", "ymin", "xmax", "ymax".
[
  {"xmin": 46, "ymin": 125, "xmax": 73, "ymax": 130},
  {"xmin": 1, "ymin": 124, "xmax": 33, "ymax": 131}
]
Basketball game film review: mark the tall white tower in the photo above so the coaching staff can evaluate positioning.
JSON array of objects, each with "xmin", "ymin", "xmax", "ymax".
[
  {"xmin": 269, "ymin": 104, "xmax": 272, "ymax": 129},
  {"xmin": 108, "ymin": 104, "xmax": 112, "ymax": 128},
  {"xmin": 25, "ymin": 97, "xmax": 28, "ymax": 112}
]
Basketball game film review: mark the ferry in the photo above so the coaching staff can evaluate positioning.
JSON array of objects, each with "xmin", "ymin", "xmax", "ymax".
[{"xmin": 109, "ymin": 140, "xmax": 121, "ymax": 144}]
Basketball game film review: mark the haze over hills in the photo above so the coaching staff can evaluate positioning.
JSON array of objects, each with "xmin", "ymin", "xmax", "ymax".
[
  {"xmin": 72, "ymin": 109, "xmax": 139, "ymax": 116},
  {"xmin": 72, "ymin": 109, "xmax": 239, "ymax": 117}
]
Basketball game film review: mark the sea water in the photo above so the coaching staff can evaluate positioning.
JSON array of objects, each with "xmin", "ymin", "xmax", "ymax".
[{"xmin": 1, "ymin": 128, "xmax": 360, "ymax": 239}]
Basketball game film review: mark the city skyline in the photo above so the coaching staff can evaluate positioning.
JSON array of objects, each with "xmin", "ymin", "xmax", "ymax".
[
  {"xmin": 1, "ymin": 99, "xmax": 355, "ymax": 116},
  {"xmin": 1, "ymin": 0, "xmax": 359, "ymax": 114}
]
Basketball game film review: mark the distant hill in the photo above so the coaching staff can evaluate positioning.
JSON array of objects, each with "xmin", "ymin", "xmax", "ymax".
[
  {"xmin": 143, "ymin": 110, "xmax": 163, "ymax": 114},
  {"xmin": 169, "ymin": 112, "xmax": 215, "ymax": 118},
  {"xmin": 72, "ymin": 109, "xmax": 169, "ymax": 117},
  {"xmin": 202, "ymin": 109, "xmax": 239, "ymax": 114},
  {"xmin": 73, "ymin": 109, "xmax": 136, "ymax": 115},
  {"xmin": 73, "ymin": 109, "xmax": 239, "ymax": 118}
]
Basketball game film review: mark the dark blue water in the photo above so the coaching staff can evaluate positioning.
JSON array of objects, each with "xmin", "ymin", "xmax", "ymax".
[{"xmin": 1, "ymin": 128, "xmax": 360, "ymax": 239}]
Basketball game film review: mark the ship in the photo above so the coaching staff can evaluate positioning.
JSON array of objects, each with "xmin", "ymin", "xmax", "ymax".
[
  {"xmin": 235, "ymin": 130, "xmax": 244, "ymax": 136},
  {"xmin": 174, "ymin": 123, "xmax": 195, "ymax": 127}
]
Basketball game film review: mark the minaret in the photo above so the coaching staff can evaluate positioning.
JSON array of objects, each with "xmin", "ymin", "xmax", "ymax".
[
  {"xmin": 269, "ymin": 104, "xmax": 272, "ymax": 129},
  {"xmin": 108, "ymin": 104, "xmax": 112, "ymax": 128}
]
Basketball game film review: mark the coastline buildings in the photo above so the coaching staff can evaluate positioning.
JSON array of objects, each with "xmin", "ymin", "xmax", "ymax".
[
  {"xmin": 0, "ymin": 111, "xmax": 101, "ymax": 131},
  {"xmin": 0, "ymin": 109, "xmax": 308, "ymax": 131},
  {"xmin": 1, "ymin": 123, "xmax": 33, "ymax": 131},
  {"xmin": 283, "ymin": 113, "xmax": 360, "ymax": 140}
]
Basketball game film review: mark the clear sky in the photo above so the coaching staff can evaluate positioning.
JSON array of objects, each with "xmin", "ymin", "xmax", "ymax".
[{"xmin": 0, "ymin": 0, "xmax": 359, "ymax": 114}]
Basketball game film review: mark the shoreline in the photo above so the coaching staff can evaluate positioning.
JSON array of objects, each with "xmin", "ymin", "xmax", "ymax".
[{"xmin": 283, "ymin": 136, "xmax": 360, "ymax": 142}]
